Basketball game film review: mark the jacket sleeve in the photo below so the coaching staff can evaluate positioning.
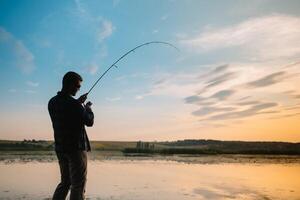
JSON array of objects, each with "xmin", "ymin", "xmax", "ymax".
[
  {"xmin": 72, "ymin": 100, "xmax": 94, "ymax": 127},
  {"xmin": 83, "ymin": 106, "xmax": 94, "ymax": 127}
]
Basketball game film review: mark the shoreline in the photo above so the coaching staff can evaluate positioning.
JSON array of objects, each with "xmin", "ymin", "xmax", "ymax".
[{"xmin": 1, "ymin": 151, "xmax": 300, "ymax": 164}]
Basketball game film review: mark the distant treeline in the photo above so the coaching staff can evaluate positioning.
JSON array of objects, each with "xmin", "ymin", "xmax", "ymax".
[
  {"xmin": 123, "ymin": 139, "xmax": 300, "ymax": 155},
  {"xmin": 0, "ymin": 140, "xmax": 53, "ymax": 151},
  {"xmin": 123, "ymin": 148, "xmax": 221, "ymax": 154},
  {"xmin": 0, "ymin": 139, "xmax": 300, "ymax": 155},
  {"xmin": 0, "ymin": 140, "xmax": 136, "ymax": 151}
]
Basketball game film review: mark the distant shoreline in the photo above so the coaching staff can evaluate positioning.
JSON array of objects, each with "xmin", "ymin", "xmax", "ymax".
[
  {"xmin": 0, "ymin": 139, "xmax": 299, "ymax": 155},
  {"xmin": 1, "ymin": 151, "xmax": 300, "ymax": 165}
]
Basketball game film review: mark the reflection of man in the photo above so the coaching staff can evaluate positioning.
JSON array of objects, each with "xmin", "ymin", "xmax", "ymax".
[{"xmin": 48, "ymin": 71, "xmax": 94, "ymax": 200}]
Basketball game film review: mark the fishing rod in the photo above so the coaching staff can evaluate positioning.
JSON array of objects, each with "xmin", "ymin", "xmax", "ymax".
[{"xmin": 86, "ymin": 41, "xmax": 179, "ymax": 95}]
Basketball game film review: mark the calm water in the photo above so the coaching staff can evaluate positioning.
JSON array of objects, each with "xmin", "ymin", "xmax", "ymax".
[{"xmin": 0, "ymin": 154, "xmax": 299, "ymax": 200}]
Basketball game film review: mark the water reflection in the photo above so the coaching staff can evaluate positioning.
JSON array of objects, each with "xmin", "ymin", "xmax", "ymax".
[{"xmin": 0, "ymin": 157, "xmax": 299, "ymax": 199}]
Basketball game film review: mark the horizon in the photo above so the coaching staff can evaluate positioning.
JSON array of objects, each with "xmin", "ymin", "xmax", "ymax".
[
  {"xmin": 1, "ymin": 0, "xmax": 300, "ymax": 142},
  {"xmin": 1, "ymin": 138, "xmax": 299, "ymax": 143}
]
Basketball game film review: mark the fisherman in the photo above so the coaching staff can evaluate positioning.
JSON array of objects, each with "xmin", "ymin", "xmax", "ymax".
[{"xmin": 48, "ymin": 71, "xmax": 94, "ymax": 200}]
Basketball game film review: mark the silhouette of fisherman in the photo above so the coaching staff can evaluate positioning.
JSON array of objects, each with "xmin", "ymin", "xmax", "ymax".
[{"xmin": 48, "ymin": 71, "xmax": 94, "ymax": 200}]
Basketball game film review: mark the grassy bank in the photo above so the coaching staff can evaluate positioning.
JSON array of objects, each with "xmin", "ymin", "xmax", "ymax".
[{"xmin": 0, "ymin": 139, "xmax": 299, "ymax": 155}]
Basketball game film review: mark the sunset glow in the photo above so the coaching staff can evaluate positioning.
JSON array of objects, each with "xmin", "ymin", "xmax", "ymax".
[{"xmin": 0, "ymin": 0, "xmax": 299, "ymax": 142}]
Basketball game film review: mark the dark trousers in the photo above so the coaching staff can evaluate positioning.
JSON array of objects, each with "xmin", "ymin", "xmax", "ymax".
[{"xmin": 53, "ymin": 151, "xmax": 87, "ymax": 200}]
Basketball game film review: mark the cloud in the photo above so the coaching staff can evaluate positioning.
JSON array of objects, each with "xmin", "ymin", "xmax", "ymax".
[
  {"xmin": 135, "ymin": 95, "xmax": 146, "ymax": 100},
  {"xmin": 161, "ymin": 14, "xmax": 169, "ymax": 21},
  {"xmin": 113, "ymin": 0, "xmax": 121, "ymax": 7},
  {"xmin": 204, "ymin": 102, "xmax": 278, "ymax": 121},
  {"xmin": 0, "ymin": 27, "xmax": 35, "ymax": 74},
  {"xmin": 185, "ymin": 89, "xmax": 236, "ymax": 106},
  {"xmin": 106, "ymin": 97, "xmax": 121, "ymax": 101},
  {"xmin": 205, "ymin": 72, "xmax": 236, "ymax": 88},
  {"xmin": 211, "ymin": 89, "xmax": 235, "ymax": 100},
  {"xmin": 209, "ymin": 64, "xmax": 230, "ymax": 74},
  {"xmin": 26, "ymin": 81, "xmax": 39, "ymax": 87},
  {"xmin": 25, "ymin": 90, "xmax": 37, "ymax": 94},
  {"xmin": 192, "ymin": 106, "xmax": 236, "ymax": 116},
  {"xmin": 74, "ymin": 1, "xmax": 115, "ymax": 44},
  {"xmin": 74, "ymin": 0, "xmax": 90, "ymax": 22},
  {"xmin": 96, "ymin": 45, "xmax": 108, "ymax": 58},
  {"xmin": 84, "ymin": 63, "xmax": 99, "ymax": 75},
  {"xmin": 236, "ymin": 101, "xmax": 261, "ymax": 106},
  {"xmin": 97, "ymin": 19, "xmax": 115, "ymax": 43},
  {"xmin": 114, "ymin": 73, "xmax": 150, "ymax": 81},
  {"xmin": 132, "ymin": 60, "xmax": 299, "ymax": 126},
  {"xmin": 184, "ymin": 95, "xmax": 205, "ymax": 104},
  {"xmin": 239, "ymin": 96, "xmax": 251, "ymax": 101},
  {"xmin": 184, "ymin": 61, "xmax": 300, "ymax": 124},
  {"xmin": 197, "ymin": 64, "xmax": 230, "ymax": 80},
  {"xmin": 284, "ymin": 60, "xmax": 300, "ymax": 68},
  {"xmin": 153, "ymin": 78, "xmax": 167, "ymax": 86},
  {"xmin": 285, "ymin": 106, "xmax": 300, "ymax": 111},
  {"xmin": 184, "ymin": 95, "xmax": 219, "ymax": 106},
  {"xmin": 283, "ymin": 91, "xmax": 300, "ymax": 100},
  {"xmin": 34, "ymin": 38, "xmax": 52, "ymax": 48},
  {"xmin": 134, "ymin": 71, "xmax": 202, "ymax": 99},
  {"xmin": 269, "ymin": 112, "xmax": 300, "ymax": 119},
  {"xmin": 245, "ymin": 71, "xmax": 286, "ymax": 88},
  {"xmin": 180, "ymin": 14, "xmax": 300, "ymax": 60}
]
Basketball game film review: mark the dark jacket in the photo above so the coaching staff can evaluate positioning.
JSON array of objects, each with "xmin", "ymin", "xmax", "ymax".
[{"xmin": 48, "ymin": 91, "xmax": 94, "ymax": 152}]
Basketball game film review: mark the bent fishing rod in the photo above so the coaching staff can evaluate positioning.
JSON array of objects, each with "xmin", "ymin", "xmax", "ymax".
[{"xmin": 86, "ymin": 41, "xmax": 179, "ymax": 96}]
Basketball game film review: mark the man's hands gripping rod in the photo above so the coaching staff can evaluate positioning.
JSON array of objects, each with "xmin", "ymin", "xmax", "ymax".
[{"xmin": 78, "ymin": 93, "xmax": 93, "ymax": 109}]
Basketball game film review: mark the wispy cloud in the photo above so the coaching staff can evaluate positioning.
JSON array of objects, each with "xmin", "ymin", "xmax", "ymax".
[
  {"xmin": 97, "ymin": 19, "xmax": 115, "ymax": 43},
  {"xmin": 236, "ymin": 101, "xmax": 261, "ymax": 106},
  {"xmin": 0, "ymin": 27, "xmax": 35, "ymax": 74},
  {"xmin": 184, "ymin": 95, "xmax": 204, "ymax": 104},
  {"xmin": 25, "ymin": 90, "xmax": 37, "ymax": 94},
  {"xmin": 203, "ymin": 102, "xmax": 278, "ymax": 121},
  {"xmin": 139, "ymin": 60, "xmax": 300, "ymax": 126},
  {"xmin": 185, "ymin": 89, "xmax": 235, "ymax": 105},
  {"xmin": 134, "ymin": 71, "xmax": 202, "ymax": 99},
  {"xmin": 245, "ymin": 71, "xmax": 286, "ymax": 88},
  {"xmin": 161, "ymin": 14, "xmax": 169, "ymax": 21},
  {"xmin": 112, "ymin": 0, "xmax": 121, "ymax": 7},
  {"xmin": 135, "ymin": 95, "xmax": 145, "ymax": 100},
  {"xmin": 73, "ymin": 0, "xmax": 114, "ymax": 74},
  {"xmin": 209, "ymin": 64, "xmax": 230, "ymax": 74},
  {"xmin": 74, "ymin": 0, "xmax": 115, "ymax": 43},
  {"xmin": 114, "ymin": 73, "xmax": 150, "ymax": 81},
  {"xmin": 269, "ymin": 112, "xmax": 300, "ymax": 120},
  {"xmin": 180, "ymin": 14, "xmax": 300, "ymax": 60},
  {"xmin": 205, "ymin": 72, "xmax": 237, "ymax": 89},
  {"xmin": 26, "ymin": 81, "xmax": 39, "ymax": 87},
  {"xmin": 74, "ymin": 0, "xmax": 90, "ymax": 22},
  {"xmin": 152, "ymin": 29, "xmax": 159, "ymax": 34},
  {"xmin": 84, "ymin": 63, "xmax": 99, "ymax": 75},
  {"xmin": 106, "ymin": 97, "xmax": 121, "ymax": 102},
  {"xmin": 192, "ymin": 106, "xmax": 236, "ymax": 117},
  {"xmin": 210, "ymin": 89, "xmax": 236, "ymax": 100}
]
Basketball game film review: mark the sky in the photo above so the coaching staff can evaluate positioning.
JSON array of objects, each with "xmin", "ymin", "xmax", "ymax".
[{"xmin": 0, "ymin": 0, "xmax": 300, "ymax": 142}]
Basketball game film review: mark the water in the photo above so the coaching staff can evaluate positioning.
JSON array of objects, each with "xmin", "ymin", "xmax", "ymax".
[{"xmin": 0, "ymin": 154, "xmax": 299, "ymax": 200}]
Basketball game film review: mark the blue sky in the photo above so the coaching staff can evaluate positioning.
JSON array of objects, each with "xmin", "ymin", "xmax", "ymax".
[{"xmin": 1, "ymin": 0, "xmax": 300, "ymax": 141}]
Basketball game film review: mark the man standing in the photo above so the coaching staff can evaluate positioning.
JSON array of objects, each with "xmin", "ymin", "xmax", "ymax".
[{"xmin": 48, "ymin": 71, "xmax": 94, "ymax": 200}]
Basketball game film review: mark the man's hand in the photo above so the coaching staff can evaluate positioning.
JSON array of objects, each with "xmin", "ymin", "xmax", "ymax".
[
  {"xmin": 78, "ymin": 93, "xmax": 88, "ymax": 104},
  {"xmin": 85, "ymin": 101, "xmax": 93, "ymax": 111},
  {"xmin": 86, "ymin": 101, "xmax": 92, "ymax": 107}
]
